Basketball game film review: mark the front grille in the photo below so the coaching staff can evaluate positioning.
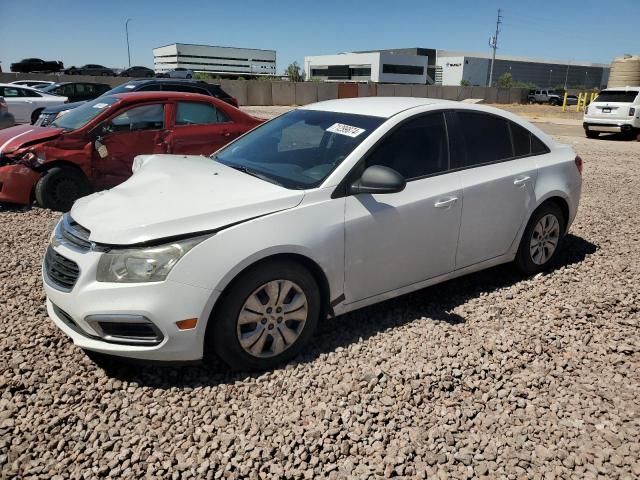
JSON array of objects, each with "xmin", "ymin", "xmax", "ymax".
[
  {"xmin": 60, "ymin": 213, "xmax": 92, "ymax": 251},
  {"xmin": 45, "ymin": 246, "xmax": 80, "ymax": 291}
]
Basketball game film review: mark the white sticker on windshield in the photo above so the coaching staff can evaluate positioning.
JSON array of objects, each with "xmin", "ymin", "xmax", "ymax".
[
  {"xmin": 93, "ymin": 103, "xmax": 109, "ymax": 109},
  {"xmin": 326, "ymin": 123, "xmax": 366, "ymax": 138},
  {"xmin": 124, "ymin": 85, "xmax": 136, "ymax": 89}
]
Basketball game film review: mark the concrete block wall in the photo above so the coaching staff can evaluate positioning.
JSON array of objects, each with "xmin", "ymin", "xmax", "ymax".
[{"xmin": 0, "ymin": 72, "xmax": 529, "ymax": 106}]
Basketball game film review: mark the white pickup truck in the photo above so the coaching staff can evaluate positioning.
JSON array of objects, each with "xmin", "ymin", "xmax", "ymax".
[{"xmin": 583, "ymin": 87, "xmax": 640, "ymax": 139}]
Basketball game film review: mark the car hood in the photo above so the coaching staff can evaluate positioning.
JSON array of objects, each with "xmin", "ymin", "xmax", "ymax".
[
  {"xmin": 42, "ymin": 101, "xmax": 87, "ymax": 114},
  {"xmin": 0, "ymin": 124, "xmax": 63, "ymax": 155},
  {"xmin": 71, "ymin": 154, "xmax": 305, "ymax": 245}
]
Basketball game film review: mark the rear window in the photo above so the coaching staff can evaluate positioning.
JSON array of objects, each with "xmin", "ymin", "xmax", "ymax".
[{"xmin": 594, "ymin": 91, "xmax": 639, "ymax": 103}]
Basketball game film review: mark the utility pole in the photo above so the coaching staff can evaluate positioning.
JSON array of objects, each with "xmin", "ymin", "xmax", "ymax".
[
  {"xmin": 564, "ymin": 60, "xmax": 571, "ymax": 90},
  {"xmin": 125, "ymin": 18, "xmax": 133, "ymax": 68},
  {"xmin": 488, "ymin": 8, "xmax": 502, "ymax": 87}
]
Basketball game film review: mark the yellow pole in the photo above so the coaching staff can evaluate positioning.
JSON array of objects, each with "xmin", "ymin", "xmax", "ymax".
[
  {"xmin": 576, "ymin": 92, "xmax": 582, "ymax": 112},
  {"xmin": 562, "ymin": 91, "xmax": 568, "ymax": 112}
]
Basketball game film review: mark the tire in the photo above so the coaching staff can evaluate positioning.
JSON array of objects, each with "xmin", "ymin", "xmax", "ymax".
[
  {"xmin": 515, "ymin": 202, "xmax": 566, "ymax": 276},
  {"xmin": 186, "ymin": 74, "xmax": 192, "ymax": 79},
  {"xmin": 549, "ymin": 98, "xmax": 559, "ymax": 106},
  {"xmin": 585, "ymin": 129, "xmax": 599, "ymax": 139},
  {"xmin": 34, "ymin": 167, "xmax": 90, "ymax": 211},
  {"xmin": 31, "ymin": 108, "xmax": 43, "ymax": 125},
  {"xmin": 528, "ymin": 98, "xmax": 535, "ymax": 104},
  {"xmin": 207, "ymin": 260, "xmax": 321, "ymax": 370}
]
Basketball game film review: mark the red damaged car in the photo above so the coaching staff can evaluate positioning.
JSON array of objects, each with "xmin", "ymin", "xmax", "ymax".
[{"xmin": 0, "ymin": 92, "xmax": 262, "ymax": 211}]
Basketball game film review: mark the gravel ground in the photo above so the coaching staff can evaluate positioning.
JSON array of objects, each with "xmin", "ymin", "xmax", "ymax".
[{"xmin": 1, "ymin": 124, "xmax": 639, "ymax": 479}]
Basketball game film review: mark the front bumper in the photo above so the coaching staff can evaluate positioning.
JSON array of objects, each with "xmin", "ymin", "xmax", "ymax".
[
  {"xmin": 0, "ymin": 164, "xmax": 40, "ymax": 205},
  {"xmin": 43, "ymin": 242, "xmax": 219, "ymax": 362}
]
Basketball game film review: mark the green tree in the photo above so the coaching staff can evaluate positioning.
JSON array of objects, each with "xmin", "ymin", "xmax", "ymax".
[
  {"xmin": 285, "ymin": 61, "xmax": 304, "ymax": 82},
  {"xmin": 498, "ymin": 72, "xmax": 513, "ymax": 88},
  {"xmin": 460, "ymin": 79, "xmax": 471, "ymax": 87}
]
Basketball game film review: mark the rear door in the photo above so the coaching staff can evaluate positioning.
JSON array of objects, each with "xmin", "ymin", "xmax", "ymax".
[
  {"xmin": 170, "ymin": 100, "xmax": 241, "ymax": 155},
  {"xmin": 93, "ymin": 102, "xmax": 170, "ymax": 188},
  {"xmin": 450, "ymin": 110, "xmax": 539, "ymax": 269}
]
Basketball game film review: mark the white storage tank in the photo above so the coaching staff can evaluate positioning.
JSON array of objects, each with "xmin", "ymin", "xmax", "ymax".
[{"xmin": 608, "ymin": 55, "xmax": 640, "ymax": 88}]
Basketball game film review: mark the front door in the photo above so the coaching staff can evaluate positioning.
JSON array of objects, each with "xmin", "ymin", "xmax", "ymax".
[
  {"xmin": 171, "ymin": 100, "xmax": 242, "ymax": 155},
  {"xmin": 344, "ymin": 112, "xmax": 462, "ymax": 303},
  {"xmin": 92, "ymin": 103, "xmax": 170, "ymax": 189},
  {"xmin": 449, "ymin": 111, "xmax": 539, "ymax": 268}
]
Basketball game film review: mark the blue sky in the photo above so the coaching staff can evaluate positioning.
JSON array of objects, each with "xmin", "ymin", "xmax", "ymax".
[{"xmin": 0, "ymin": 0, "xmax": 635, "ymax": 73}]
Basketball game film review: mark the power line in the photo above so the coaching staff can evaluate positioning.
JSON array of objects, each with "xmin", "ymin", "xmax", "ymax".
[{"xmin": 488, "ymin": 8, "xmax": 502, "ymax": 87}]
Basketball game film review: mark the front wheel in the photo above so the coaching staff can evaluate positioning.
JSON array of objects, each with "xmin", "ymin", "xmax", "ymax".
[
  {"xmin": 34, "ymin": 167, "xmax": 90, "ymax": 211},
  {"xmin": 515, "ymin": 202, "xmax": 566, "ymax": 275},
  {"xmin": 207, "ymin": 260, "xmax": 321, "ymax": 370},
  {"xmin": 549, "ymin": 98, "xmax": 560, "ymax": 106},
  {"xmin": 31, "ymin": 108, "xmax": 43, "ymax": 125}
]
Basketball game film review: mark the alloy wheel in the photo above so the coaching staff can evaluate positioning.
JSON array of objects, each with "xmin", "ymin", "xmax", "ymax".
[
  {"xmin": 529, "ymin": 214, "xmax": 560, "ymax": 265},
  {"xmin": 236, "ymin": 280, "xmax": 308, "ymax": 358}
]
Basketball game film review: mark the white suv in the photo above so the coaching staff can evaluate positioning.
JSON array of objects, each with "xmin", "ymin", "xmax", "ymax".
[
  {"xmin": 583, "ymin": 87, "xmax": 640, "ymax": 139},
  {"xmin": 43, "ymin": 98, "xmax": 583, "ymax": 370}
]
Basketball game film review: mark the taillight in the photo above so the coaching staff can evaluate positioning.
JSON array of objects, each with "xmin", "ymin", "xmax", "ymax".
[
  {"xmin": 575, "ymin": 155, "xmax": 583, "ymax": 175},
  {"xmin": 630, "ymin": 107, "xmax": 636, "ymax": 117}
]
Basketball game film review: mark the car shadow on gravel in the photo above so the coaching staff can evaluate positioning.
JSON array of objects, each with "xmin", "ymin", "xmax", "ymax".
[{"xmin": 93, "ymin": 233, "xmax": 597, "ymax": 387}]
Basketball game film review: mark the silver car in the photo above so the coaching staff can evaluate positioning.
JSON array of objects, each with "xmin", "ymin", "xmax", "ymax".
[{"xmin": 44, "ymin": 98, "xmax": 582, "ymax": 370}]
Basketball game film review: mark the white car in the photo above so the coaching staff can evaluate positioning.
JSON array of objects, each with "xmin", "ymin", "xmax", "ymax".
[
  {"xmin": 43, "ymin": 98, "xmax": 582, "ymax": 369},
  {"xmin": 0, "ymin": 83, "xmax": 68, "ymax": 124},
  {"xmin": 162, "ymin": 67, "xmax": 194, "ymax": 79},
  {"xmin": 10, "ymin": 80, "xmax": 56, "ymax": 88},
  {"xmin": 583, "ymin": 86, "xmax": 640, "ymax": 139}
]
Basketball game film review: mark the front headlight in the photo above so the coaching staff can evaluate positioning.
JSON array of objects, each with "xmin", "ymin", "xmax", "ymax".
[
  {"xmin": 55, "ymin": 109, "xmax": 72, "ymax": 118},
  {"xmin": 96, "ymin": 235, "xmax": 209, "ymax": 283}
]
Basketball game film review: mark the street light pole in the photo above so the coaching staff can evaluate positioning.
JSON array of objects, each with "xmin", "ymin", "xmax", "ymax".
[
  {"xmin": 564, "ymin": 61, "xmax": 571, "ymax": 90},
  {"xmin": 125, "ymin": 18, "xmax": 133, "ymax": 68}
]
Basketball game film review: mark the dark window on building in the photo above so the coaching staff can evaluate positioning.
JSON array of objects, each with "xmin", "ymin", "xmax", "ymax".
[
  {"xmin": 350, "ymin": 67, "xmax": 372, "ymax": 77},
  {"xmin": 327, "ymin": 65, "xmax": 350, "ymax": 79},
  {"xmin": 382, "ymin": 64, "xmax": 424, "ymax": 75},
  {"xmin": 509, "ymin": 121, "xmax": 531, "ymax": 157},
  {"xmin": 311, "ymin": 68, "xmax": 328, "ymax": 77},
  {"xmin": 365, "ymin": 113, "xmax": 449, "ymax": 180},
  {"xmin": 456, "ymin": 111, "xmax": 512, "ymax": 167}
]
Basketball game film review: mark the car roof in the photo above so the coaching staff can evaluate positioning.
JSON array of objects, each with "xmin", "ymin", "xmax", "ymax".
[
  {"xmin": 600, "ymin": 86, "xmax": 640, "ymax": 92},
  {"xmin": 111, "ymin": 91, "xmax": 216, "ymax": 102},
  {"xmin": 300, "ymin": 97, "xmax": 456, "ymax": 118}
]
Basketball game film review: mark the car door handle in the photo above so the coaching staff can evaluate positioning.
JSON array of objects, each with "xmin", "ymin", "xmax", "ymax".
[
  {"xmin": 434, "ymin": 197, "xmax": 458, "ymax": 208},
  {"xmin": 513, "ymin": 176, "xmax": 531, "ymax": 186}
]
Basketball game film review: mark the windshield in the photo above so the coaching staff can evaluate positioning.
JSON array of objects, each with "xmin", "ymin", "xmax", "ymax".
[
  {"xmin": 594, "ymin": 90, "xmax": 639, "ymax": 103},
  {"xmin": 106, "ymin": 82, "xmax": 142, "ymax": 95},
  {"xmin": 214, "ymin": 109, "xmax": 384, "ymax": 189},
  {"xmin": 51, "ymin": 96, "xmax": 119, "ymax": 130}
]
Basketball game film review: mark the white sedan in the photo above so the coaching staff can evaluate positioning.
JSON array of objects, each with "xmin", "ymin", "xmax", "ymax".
[
  {"xmin": 43, "ymin": 98, "xmax": 582, "ymax": 370},
  {"xmin": 0, "ymin": 83, "xmax": 67, "ymax": 124}
]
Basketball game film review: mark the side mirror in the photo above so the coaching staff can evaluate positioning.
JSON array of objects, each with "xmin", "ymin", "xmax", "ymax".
[{"xmin": 349, "ymin": 165, "xmax": 406, "ymax": 195}]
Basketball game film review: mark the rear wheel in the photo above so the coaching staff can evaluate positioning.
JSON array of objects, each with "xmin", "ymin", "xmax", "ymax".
[
  {"xmin": 515, "ymin": 202, "xmax": 566, "ymax": 275},
  {"xmin": 34, "ymin": 167, "xmax": 90, "ymax": 211},
  {"xmin": 585, "ymin": 129, "xmax": 599, "ymax": 139},
  {"xmin": 31, "ymin": 108, "xmax": 43, "ymax": 125},
  {"xmin": 207, "ymin": 260, "xmax": 320, "ymax": 370}
]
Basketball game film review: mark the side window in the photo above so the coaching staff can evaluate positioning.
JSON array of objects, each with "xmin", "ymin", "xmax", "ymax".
[
  {"xmin": 509, "ymin": 121, "xmax": 531, "ymax": 157},
  {"xmin": 165, "ymin": 85, "xmax": 200, "ymax": 94},
  {"xmin": 531, "ymin": 135, "xmax": 549, "ymax": 154},
  {"xmin": 76, "ymin": 84, "xmax": 93, "ymax": 95},
  {"xmin": 110, "ymin": 104, "xmax": 165, "ymax": 132},
  {"xmin": 1, "ymin": 87, "xmax": 21, "ymax": 97},
  {"xmin": 175, "ymin": 102, "xmax": 228, "ymax": 125},
  {"xmin": 456, "ymin": 111, "xmax": 512, "ymax": 167},
  {"xmin": 21, "ymin": 88, "xmax": 42, "ymax": 98},
  {"xmin": 365, "ymin": 112, "xmax": 449, "ymax": 180},
  {"xmin": 137, "ymin": 84, "xmax": 163, "ymax": 92}
]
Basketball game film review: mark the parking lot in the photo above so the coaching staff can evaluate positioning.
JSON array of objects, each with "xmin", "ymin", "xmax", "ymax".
[{"xmin": 1, "ymin": 105, "xmax": 639, "ymax": 479}]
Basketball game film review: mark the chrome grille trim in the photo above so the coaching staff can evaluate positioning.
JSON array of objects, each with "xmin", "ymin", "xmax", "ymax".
[{"xmin": 44, "ymin": 246, "xmax": 80, "ymax": 291}]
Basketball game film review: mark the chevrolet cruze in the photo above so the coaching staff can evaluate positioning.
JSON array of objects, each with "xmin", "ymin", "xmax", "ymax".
[{"xmin": 43, "ymin": 98, "xmax": 582, "ymax": 370}]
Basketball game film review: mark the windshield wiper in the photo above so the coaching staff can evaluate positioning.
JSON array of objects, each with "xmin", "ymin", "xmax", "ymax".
[{"xmin": 223, "ymin": 162, "xmax": 283, "ymax": 187}]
